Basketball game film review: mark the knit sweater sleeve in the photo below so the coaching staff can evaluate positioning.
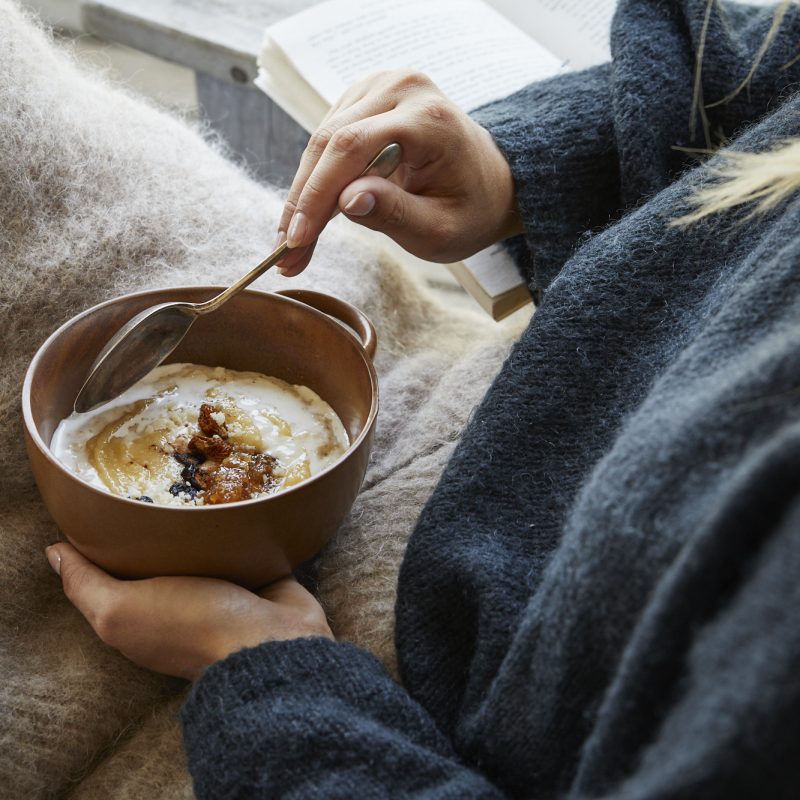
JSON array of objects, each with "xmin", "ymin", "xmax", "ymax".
[
  {"xmin": 181, "ymin": 638, "xmax": 505, "ymax": 799},
  {"xmin": 470, "ymin": 66, "xmax": 620, "ymax": 291},
  {"xmin": 471, "ymin": 0, "xmax": 800, "ymax": 291}
]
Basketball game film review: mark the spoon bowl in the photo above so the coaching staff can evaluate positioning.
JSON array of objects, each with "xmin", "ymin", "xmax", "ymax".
[{"xmin": 75, "ymin": 303, "xmax": 198, "ymax": 411}]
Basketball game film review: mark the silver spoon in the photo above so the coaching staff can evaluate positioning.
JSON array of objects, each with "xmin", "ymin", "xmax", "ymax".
[{"xmin": 74, "ymin": 142, "xmax": 403, "ymax": 413}]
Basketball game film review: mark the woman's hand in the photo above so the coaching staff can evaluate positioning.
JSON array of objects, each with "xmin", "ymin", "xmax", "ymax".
[
  {"xmin": 276, "ymin": 70, "xmax": 523, "ymax": 276},
  {"xmin": 45, "ymin": 543, "xmax": 333, "ymax": 681}
]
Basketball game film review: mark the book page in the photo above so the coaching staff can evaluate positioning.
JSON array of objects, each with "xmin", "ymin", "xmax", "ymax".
[
  {"xmin": 487, "ymin": 0, "xmax": 617, "ymax": 69},
  {"xmin": 254, "ymin": 40, "xmax": 330, "ymax": 132},
  {"xmin": 265, "ymin": 0, "xmax": 564, "ymax": 113}
]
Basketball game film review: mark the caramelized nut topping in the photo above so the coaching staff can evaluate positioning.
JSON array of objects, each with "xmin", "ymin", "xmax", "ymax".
[
  {"xmin": 170, "ymin": 406, "xmax": 278, "ymax": 504},
  {"xmin": 196, "ymin": 452, "xmax": 278, "ymax": 505},
  {"xmin": 188, "ymin": 433, "xmax": 233, "ymax": 462},
  {"xmin": 198, "ymin": 403, "xmax": 228, "ymax": 438}
]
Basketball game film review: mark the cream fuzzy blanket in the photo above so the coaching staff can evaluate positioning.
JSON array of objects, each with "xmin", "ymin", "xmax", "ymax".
[{"xmin": 0, "ymin": 4, "xmax": 526, "ymax": 797}]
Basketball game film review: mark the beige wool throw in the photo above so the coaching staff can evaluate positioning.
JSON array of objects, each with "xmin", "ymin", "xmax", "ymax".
[{"xmin": 0, "ymin": 3, "xmax": 527, "ymax": 797}]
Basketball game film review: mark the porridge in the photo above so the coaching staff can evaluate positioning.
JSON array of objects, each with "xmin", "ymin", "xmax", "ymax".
[{"xmin": 51, "ymin": 363, "xmax": 349, "ymax": 506}]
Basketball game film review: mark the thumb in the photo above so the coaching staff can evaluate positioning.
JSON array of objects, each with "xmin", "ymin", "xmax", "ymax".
[
  {"xmin": 46, "ymin": 543, "xmax": 120, "ymax": 629},
  {"xmin": 257, "ymin": 575, "xmax": 318, "ymax": 609},
  {"xmin": 338, "ymin": 176, "xmax": 450, "ymax": 261}
]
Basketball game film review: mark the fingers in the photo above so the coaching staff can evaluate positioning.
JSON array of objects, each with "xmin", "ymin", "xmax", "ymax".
[
  {"xmin": 275, "ymin": 71, "xmax": 445, "ymax": 272},
  {"xmin": 257, "ymin": 576, "xmax": 334, "ymax": 640},
  {"xmin": 283, "ymin": 117, "xmax": 386, "ymax": 249},
  {"xmin": 337, "ymin": 175, "xmax": 456, "ymax": 262},
  {"xmin": 285, "ymin": 110, "xmax": 443, "ymax": 253},
  {"xmin": 275, "ymin": 240, "xmax": 317, "ymax": 279},
  {"xmin": 257, "ymin": 575, "xmax": 315, "ymax": 608},
  {"xmin": 273, "ymin": 110, "xmax": 375, "ymax": 271},
  {"xmin": 276, "ymin": 96, "xmax": 399, "ymax": 248},
  {"xmin": 320, "ymin": 78, "xmax": 373, "ymax": 125},
  {"xmin": 45, "ymin": 544, "xmax": 334, "ymax": 679},
  {"xmin": 46, "ymin": 543, "xmax": 121, "ymax": 635}
]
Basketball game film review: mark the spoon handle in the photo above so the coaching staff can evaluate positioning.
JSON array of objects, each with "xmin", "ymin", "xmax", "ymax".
[{"xmin": 194, "ymin": 143, "xmax": 403, "ymax": 315}]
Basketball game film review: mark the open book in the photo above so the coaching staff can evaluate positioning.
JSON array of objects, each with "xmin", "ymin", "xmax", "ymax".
[{"xmin": 256, "ymin": 0, "xmax": 617, "ymax": 319}]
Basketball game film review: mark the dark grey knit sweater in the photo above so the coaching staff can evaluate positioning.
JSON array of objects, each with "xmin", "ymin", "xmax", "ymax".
[{"xmin": 182, "ymin": 2, "xmax": 800, "ymax": 797}]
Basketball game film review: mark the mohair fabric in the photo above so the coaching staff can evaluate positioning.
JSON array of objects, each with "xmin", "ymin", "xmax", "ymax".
[
  {"xmin": 0, "ymin": 3, "xmax": 525, "ymax": 797},
  {"xmin": 183, "ymin": 2, "xmax": 800, "ymax": 798}
]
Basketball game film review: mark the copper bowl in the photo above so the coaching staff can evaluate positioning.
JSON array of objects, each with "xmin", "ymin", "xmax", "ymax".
[{"xmin": 22, "ymin": 287, "xmax": 378, "ymax": 588}]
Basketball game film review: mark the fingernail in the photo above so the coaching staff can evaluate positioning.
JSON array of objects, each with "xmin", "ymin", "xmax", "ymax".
[
  {"xmin": 286, "ymin": 212, "xmax": 307, "ymax": 249},
  {"xmin": 344, "ymin": 192, "xmax": 376, "ymax": 217},
  {"xmin": 276, "ymin": 266, "xmax": 289, "ymax": 277},
  {"xmin": 45, "ymin": 546, "xmax": 61, "ymax": 576},
  {"xmin": 274, "ymin": 230, "xmax": 286, "ymax": 250}
]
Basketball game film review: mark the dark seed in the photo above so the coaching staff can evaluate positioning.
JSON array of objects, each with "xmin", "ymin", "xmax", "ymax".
[
  {"xmin": 180, "ymin": 463, "xmax": 197, "ymax": 482},
  {"xmin": 137, "ymin": 495, "xmax": 154, "ymax": 503},
  {"xmin": 180, "ymin": 463, "xmax": 205, "ymax": 490},
  {"xmin": 174, "ymin": 451, "xmax": 205, "ymax": 467},
  {"xmin": 169, "ymin": 482, "xmax": 198, "ymax": 499}
]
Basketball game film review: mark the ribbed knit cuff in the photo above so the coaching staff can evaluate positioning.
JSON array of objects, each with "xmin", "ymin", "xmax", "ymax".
[
  {"xmin": 182, "ymin": 637, "xmax": 388, "ymax": 725},
  {"xmin": 181, "ymin": 637, "xmax": 499, "ymax": 798}
]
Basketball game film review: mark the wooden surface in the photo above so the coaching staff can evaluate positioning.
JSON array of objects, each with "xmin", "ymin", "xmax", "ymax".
[
  {"xmin": 84, "ymin": 0, "xmax": 318, "ymax": 85},
  {"xmin": 194, "ymin": 71, "xmax": 311, "ymax": 186},
  {"xmin": 82, "ymin": 0, "xmax": 318, "ymax": 185}
]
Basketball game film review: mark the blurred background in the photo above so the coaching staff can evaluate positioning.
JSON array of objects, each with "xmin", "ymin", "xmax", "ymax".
[
  {"xmin": 21, "ymin": 0, "xmax": 200, "ymax": 117},
  {"xmin": 18, "ymin": 0, "xmax": 322, "ymax": 189}
]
